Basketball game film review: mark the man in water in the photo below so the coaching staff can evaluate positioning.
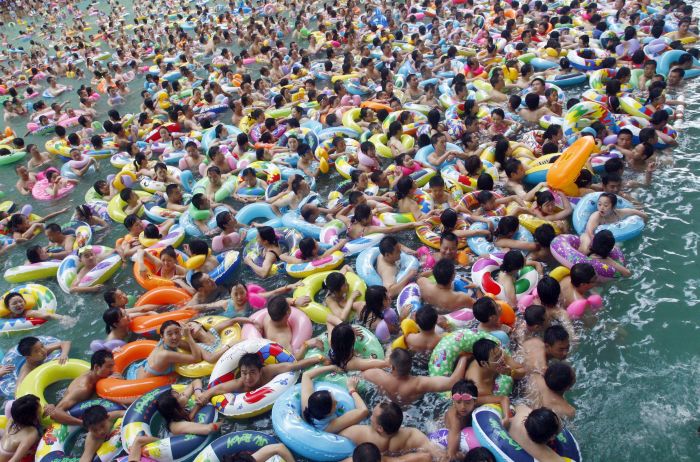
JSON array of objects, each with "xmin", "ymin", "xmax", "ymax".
[
  {"xmin": 44, "ymin": 350, "xmax": 115, "ymax": 425},
  {"xmin": 340, "ymin": 402, "xmax": 442, "ymax": 459}
]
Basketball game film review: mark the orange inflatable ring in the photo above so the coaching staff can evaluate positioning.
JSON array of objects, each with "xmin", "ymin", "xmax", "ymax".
[
  {"xmin": 96, "ymin": 340, "xmax": 175, "ymax": 404},
  {"xmin": 134, "ymin": 286, "xmax": 192, "ymax": 306},
  {"xmin": 360, "ymin": 101, "xmax": 393, "ymax": 113},
  {"xmin": 133, "ymin": 249, "xmax": 187, "ymax": 291},
  {"xmin": 129, "ymin": 309, "xmax": 197, "ymax": 334},
  {"xmin": 458, "ymin": 191, "xmax": 506, "ymax": 216},
  {"xmin": 546, "ymin": 136, "xmax": 596, "ymax": 196}
]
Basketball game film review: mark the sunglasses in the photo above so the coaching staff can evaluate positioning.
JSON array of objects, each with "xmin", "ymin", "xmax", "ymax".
[{"xmin": 452, "ymin": 393, "xmax": 476, "ymax": 402}]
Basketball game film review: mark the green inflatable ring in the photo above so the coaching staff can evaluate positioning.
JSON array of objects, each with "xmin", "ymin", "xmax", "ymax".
[
  {"xmin": 304, "ymin": 325, "xmax": 384, "ymax": 389},
  {"xmin": 429, "ymin": 329, "xmax": 513, "ymax": 396}
]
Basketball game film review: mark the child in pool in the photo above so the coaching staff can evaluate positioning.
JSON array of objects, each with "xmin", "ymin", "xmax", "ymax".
[
  {"xmin": 302, "ymin": 371, "xmax": 368, "ymax": 434},
  {"xmin": 321, "ymin": 270, "xmax": 366, "ymax": 322},
  {"xmin": 129, "ymin": 380, "xmax": 219, "ymax": 461},
  {"xmin": 81, "ymin": 405, "xmax": 125, "ymax": 462},
  {"xmin": 70, "ymin": 246, "xmax": 112, "ymax": 294},
  {"xmin": 195, "ymin": 351, "xmax": 325, "ymax": 406},
  {"xmin": 578, "ymin": 193, "xmax": 648, "ymax": 254},
  {"xmin": 89, "ymin": 180, "xmax": 116, "ymax": 201},
  {"xmin": 526, "ymin": 361, "xmax": 577, "ymax": 421},
  {"xmin": 357, "ymin": 285, "xmax": 399, "ymax": 336},
  {"xmin": 15, "ymin": 336, "xmax": 71, "ymax": 390},
  {"xmin": 466, "ymin": 338, "xmax": 526, "ymax": 399},
  {"xmin": 586, "ymin": 230, "xmax": 633, "ymax": 277},
  {"xmin": 472, "ymin": 297, "xmax": 511, "ymax": 345},
  {"xmin": 357, "ymin": 141, "xmax": 381, "ymax": 173},
  {"xmin": 340, "ymin": 203, "xmax": 422, "ymax": 240},
  {"xmin": 511, "ymin": 190, "xmax": 572, "ymax": 234},
  {"xmin": 45, "ymin": 169, "xmax": 78, "ymax": 198},
  {"xmin": 505, "ymin": 406, "xmax": 564, "ymax": 462},
  {"xmin": 443, "ymin": 380, "xmax": 481, "ymax": 460},
  {"xmin": 284, "ymin": 236, "xmax": 348, "ymax": 265},
  {"xmin": 490, "ymin": 215, "xmax": 539, "ymax": 253},
  {"xmin": 120, "ymin": 187, "xmax": 149, "ymax": 216},
  {"xmin": 117, "ymin": 214, "xmax": 146, "ymax": 261},
  {"xmin": 495, "ymin": 250, "xmax": 544, "ymax": 307},
  {"xmin": 512, "ymin": 304, "xmax": 547, "ymax": 349},
  {"xmin": 3, "ymin": 290, "xmax": 67, "ymax": 322},
  {"xmin": 426, "ymin": 175, "xmax": 458, "ymax": 210}
]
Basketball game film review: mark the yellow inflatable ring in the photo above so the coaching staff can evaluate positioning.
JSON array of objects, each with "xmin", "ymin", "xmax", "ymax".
[
  {"xmin": 292, "ymin": 270, "xmax": 367, "ymax": 323},
  {"xmin": 175, "ymin": 315, "xmax": 242, "ymax": 378}
]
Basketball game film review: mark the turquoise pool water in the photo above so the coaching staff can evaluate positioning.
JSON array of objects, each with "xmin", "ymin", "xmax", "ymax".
[{"xmin": 0, "ymin": 1, "xmax": 699, "ymax": 460}]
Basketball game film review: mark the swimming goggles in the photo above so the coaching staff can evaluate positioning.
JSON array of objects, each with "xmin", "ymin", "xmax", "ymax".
[{"xmin": 452, "ymin": 393, "xmax": 476, "ymax": 401}]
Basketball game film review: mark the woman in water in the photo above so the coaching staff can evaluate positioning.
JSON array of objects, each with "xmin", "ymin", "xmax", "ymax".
[
  {"xmin": 137, "ymin": 320, "xmax": 203, "ymax": 378},
  {"xmin": 579, "ymin": 192, "xmax": 647, "ymax": 253}
]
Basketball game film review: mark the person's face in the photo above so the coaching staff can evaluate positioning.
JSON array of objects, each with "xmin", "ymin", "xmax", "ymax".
[
  {"xmin": 668, "ymin": 72, "xmax": 682, "ymax": 86},
  {"xmin": 532, "ymin": 80, "xmax": 544, "ymax": 93},
  {"xmin": 541, "ymin": 200, "xmax": 555, "ymax": 214},
  {"xmin": 617, "ymin": 133, "xmax": 632, "ymax": 149},
  {"xmin": 130, "ymin": 220, "xmax": 145, "ymax": 234},
  {"xmin": 162, "ymin": 324, "xmax": 182, "ymax": 347},
  {"xmin": 487, "ymin": 346, "xmax": 505, "ymax": 370},
  {"xmin": 288, "ymin": 138, "xmax": 299, "ymax": 151},
  {"xmin": 603, "ymin": 180, "xmax": 621, "ymax": 195},
  {"xmin": 233, "ymin": 284, "xmax": 248, "ymax": 305},
  {"xmin": 186, "ymin": 145, "xmax": 198, "ymax": 155},
  {"xmin": 546, "ymin": 339, "xmax": 570, "ymax": 360},
  {"xmin": 435, "ymin": 136, "xmax": 446, "ymax": 150},
  {"xmin": 161, "ymin": 253, "xmax": 177, "ymax": 271},
  {"xmin": 88, "ymin": 418, "xmax": 113, "ymax": 440},
  {"xmin": 94, "ymin": 357, "xmax": 116, "ymax": 378},
  {"xmin": 597, "ymin": 196, "xmax": 614, "ymax": 216},
  {"xmin": 240, "ymin": 365, "xmax": 261, "ymax": 388},
  {"xmin": 28, "ymin": 341, "xmax": 48, "ymax": 362},
  {"xmin": 80, "ymin": 248, "xmax": 97, "ymax": 265}
]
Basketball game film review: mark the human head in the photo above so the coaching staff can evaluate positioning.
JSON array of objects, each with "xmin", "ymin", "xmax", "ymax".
[
  {"xmin": 439, "ymin": 232, "xmax": 459, "ymax": 260},
  {"xmin": 451, "ymin": 379, "xmax": 479, "ymax": 417},
  {"xmin": 90, "ymin": 350, "xmax": 115, "ymax": 378},
  {"xmin": 590, "ymin": 229, "xmax": 616, "ymax": 258},
  {"xmin": 570, "ymin": 263, "xmax": 596, "ymax": 289},
  {"xmin": 524, "ymin": 408, "xmax": 561, "ymax": 444},
  {"xmin": 10, "ymin": 394, "xmax": 41, "ymax": 429},
  {"xmin": 597, "ymin": 192, "xmax": 618, "ymax": 216},
  {"xmin": 159, "ymin": 320, "xmax": 183, "ymax": 348},
  {"xmin": 524, "ymin": 304, "xmax": 546, "ymax": 330},
  {"xmin": 18, "ymin": 336, "xmax": 46, "ymax": 362},
  {"xmin": 389, "ymin": 348, "xmax": 412, "ymax": 377},
  {"xmin": 500, "ymin": 250, "xmax": 525, "ymax": 273},
  {"xmin": 544, "ymin": 361, "xmax": 576, "ymax": 393},
  {"xmin": 303, "ymin": 388, "xmax": 335, "ymax": 423},
  {"xmin": 378, "ymin": 235, "xmax": 400, "ymax": 262},
  {"xmin": 433, "ymin": 258, "xmax": 456, "ymax": 286},
  {"xmin": 267, "ymin": 294, "xmax": 290, "ymax": 322},
  {"xmin": 239, "ymin": 352, "xmax": 264, "ymax": 388},
  {"xmin": 371, "ymin": 402, "xmax": 403, "ymax": 435},
  {"xmin": 473, "ymin": 338, "xmax": 503, "ymax": 369},
  {"xmin": 3, "ymin": 292, "xmax": 26, "ymax": 315},
  {"xmin": 472, "ymin": 297, "xmax": 500, "ymax": 325},
  {"xmin": 544, "ymin": 325, "xmax": 570, "ymax": 360},
  {"xmin": 329, "ymin": 322, "xmax": 356, "ymax": 369},
  {"xmin": 415, "ymin": 305, "xmax": 438, "ymax": 331},
  {"xmin": 352, "ymin": 443, "xmax": 381, "ymax": 462},
  {"xmin": 83, "ymin": 405, "xmax": 112, "ymax": 439}
]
